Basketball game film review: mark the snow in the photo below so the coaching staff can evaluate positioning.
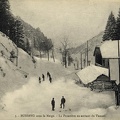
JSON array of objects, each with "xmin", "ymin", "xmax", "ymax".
[
  {"xmin": 18, "ymin": 48, "xmax": 34, "ymax": 73},
  {"xmin": 76, "ymin": 64, "xmax": 108, "ymax": 84},
  {"xmin": 0, "ymin": 33, "xmax": 120, "ymax": 120},
  {"xmin": 0, "ymin": 56, "xmax": 29, "ymax": 98},
  {"xmin": 34, "ymin": 57, "xmax": 60, "ymax": 64},
  {"xmin": 0, "ymin": 32, "xmax": 16, "ymax": 58},
  {"xmin": 0, "ymin": 77, "xmax": 115, "ymax": 120},
  {"xmin": 100, "ymin": 40, "xmax": 120, "ymax": 58}
]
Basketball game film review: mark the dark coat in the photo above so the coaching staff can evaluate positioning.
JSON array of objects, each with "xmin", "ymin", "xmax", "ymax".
[
  {"xmin": 51, "ymin": 99, "xmax": 55, "ymax": 106},
  {"xmin": 42, "ymin": 74, "xmax": 45, "ymax": 78},
  {"xmin": 61, "ymin": 98, "xmax": 66, "ymax": 103}
]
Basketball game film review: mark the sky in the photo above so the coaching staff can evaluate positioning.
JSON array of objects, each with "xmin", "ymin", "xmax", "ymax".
[{"xmin": 9, "ymin": 0, "xmax": 120, "ymax": 47}]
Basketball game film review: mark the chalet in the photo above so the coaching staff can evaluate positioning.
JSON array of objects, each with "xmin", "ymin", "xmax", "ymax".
[
  {"xmin": 94, "ymin": 40, "xmax": 120, "ymax": 84},
  {"xmin": 88, "ymin": 74, "xmax": 117, "ymax": 91},
  {"xmin": 94, "ymin": 40, "xmax": 120, "ymax": 68},
  {"xmin": 76, "ymin": 64, "xmax": 108, "ymax": 85},
  {"xmin": 76, "ymin": 64, "xmax": 117, "ymax": 91}
]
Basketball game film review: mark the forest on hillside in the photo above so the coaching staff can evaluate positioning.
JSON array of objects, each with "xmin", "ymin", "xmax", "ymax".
[{"xmin": 0, "ymin": 0, "xmax": 53, "ymax": 58}]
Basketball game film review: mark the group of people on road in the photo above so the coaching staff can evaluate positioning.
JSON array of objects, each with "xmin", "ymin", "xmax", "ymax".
[
  {"xmin": 51, "ymin": 96, "xmax": 66, "ymax": 111},
  {"xmin": 38, "ymin": 71, "xmax": 52, "ymax": 83}
]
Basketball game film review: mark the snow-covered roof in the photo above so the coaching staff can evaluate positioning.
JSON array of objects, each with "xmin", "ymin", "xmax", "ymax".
[
  {"xmin": 100, "ymin": 40, "xmax": 120, "ymax": 58},
  {"xmin": 76, "ymin": 65, "xmax": 108, "ymax": 84}
]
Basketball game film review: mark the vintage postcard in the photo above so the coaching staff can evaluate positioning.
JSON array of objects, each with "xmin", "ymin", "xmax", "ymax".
[{"xmin": 0, "ymin": 0, "xmax": 120, "ymax": 120}]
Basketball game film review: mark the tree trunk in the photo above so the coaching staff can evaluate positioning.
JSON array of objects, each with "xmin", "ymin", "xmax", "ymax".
[
  {"xmin": 47, "ymin": 50, "xmax": 49, "ymax": 61},
  {"xmin": 15, "ymin": 40, "xmax": 19, "ymax": 66},
  {"xmin": 65, "ymin": 52, "xmax": 67, "ymax": 68},
  {"xmin": 62, "ymin": 54, "xmax": 64, "ymax": 66},
  {"xmin": 52, "ymin": 49, "xmax": 55, "ymax": 62},
  {"xmin": 39, "ymin": 50, "xmax": 42, "ymax": 59}
]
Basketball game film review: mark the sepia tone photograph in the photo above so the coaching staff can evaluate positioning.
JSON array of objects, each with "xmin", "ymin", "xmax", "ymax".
[{"xmin": 0, "ymin": 0, "xmax": 120, "ymax": 120}]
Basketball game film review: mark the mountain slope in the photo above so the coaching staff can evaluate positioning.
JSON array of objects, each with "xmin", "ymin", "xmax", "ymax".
[
  {"xmin": 0, "ymin": 32, "xmax": 71, "ymax": 99},
  {"xmin": 0, "ymin": 32, "xmax": 30, "ymax": 97},
  {"xmin": 70, "ymin": 31, "xmax": 104, "ymax": 68}
]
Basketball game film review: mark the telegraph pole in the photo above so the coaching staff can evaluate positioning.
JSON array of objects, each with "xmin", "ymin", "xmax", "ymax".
[
  {"xmin": 118, "ymin": 40, "xmax": 120, "ymax": 83},
  {"xmin": 80, "ymin": 52, "xmax": 82, "ymax": 69},
  {"xmin": 108, "ymin": 59, "xmax": 110, "ymax": 80},
  {"xmin": 87, "ymin": 41, "xmax": 88, "ymax": 66},
  {"xmin": 116, "ymin": 39, "xmax": 120, "ymax": 106}
]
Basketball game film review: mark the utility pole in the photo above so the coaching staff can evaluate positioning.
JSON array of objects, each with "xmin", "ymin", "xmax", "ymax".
[
  {"xmin": 108, "ymin": 59, "xmax": 110, "ymax": 80},
  {"xmin": 84, "ymin": 49, "xmax": 86, "ymax": 68},
  {"xmin": 87, "ymin": 41, "xmax": 88, "ymax": 66},
  {"xmin": 80, "ymin": 52, "xmax": 82, "ymax": 69},
  {"xmin": 116, "ymin": 39, "xmax": 120, "ymax": 106},
  {"xmin": 118, "ymin": 40, "xmax": 120, "ymax": 84}
]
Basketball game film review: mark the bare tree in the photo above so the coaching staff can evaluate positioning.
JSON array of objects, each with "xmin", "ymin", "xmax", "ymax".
[
  {"xmin": 51, "ymin": 42, "xmax": 55, "ymax": 62},
  {"xmin": 59, "ymin": 36, "xmax": 70, "ymax": 68}
]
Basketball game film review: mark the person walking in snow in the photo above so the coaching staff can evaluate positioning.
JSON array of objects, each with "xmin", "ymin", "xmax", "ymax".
[
  {"xmin": 60, "ymin": 96, "xmax": 66, "ymax": 109},
  {"xmin": 42, "ymin": 74, "xmax": 45, "ymax": 81},
  {"xmin": 47, "ymin": 71, "xmax": 50, "ymax": 78},
  {"xmin": 51, "ymin": 98, "xmax": 55, "ymax": 111},
  {"xmin": 49, "ymin": 76, "xmax": 52, "ymax": 83},
  {"xmin": 47, "ymin": 72, "xmax": 52, "ymax": 83},
  {"xmin": 39, "ymin": 77, "xmax": 41, "ymax": 83}
]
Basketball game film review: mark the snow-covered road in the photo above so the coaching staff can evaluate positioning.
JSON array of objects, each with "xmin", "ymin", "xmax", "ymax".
[{"xmin": 0, "ymin": 76, "xmax": 118, "ymax": 120}]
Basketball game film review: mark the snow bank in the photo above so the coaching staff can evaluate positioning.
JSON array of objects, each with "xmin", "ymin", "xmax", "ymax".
[
  {"xmin": 0, "ymin": 56, "xmax": 28, "ymax": 92},
  {"xmin": 0, "ymin": 32, "xmax": 16, "ymax": 58},
  {"xmin": 34, "ymin": 57, "xmax": 60, "ymax": 64},
  {"xmin": 18, "ymin": 48, "xmax": 34, "ymax": 73}
]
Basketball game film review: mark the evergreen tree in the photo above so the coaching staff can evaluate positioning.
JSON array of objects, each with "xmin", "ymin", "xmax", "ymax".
[
  {"xmin": 103, "ymin": 12, "xmax": 117, "ymax": 41},
  {"xmin": 14, "ymin": 17, "xmax": 25, "ymax": 49},
  {"xmin": 33, "ymin": 37, "xmax": 36, "ymax": 48},
  {"xmin": 0, "ymin": 0, "xmax": 11, "ymax": 36},
  {"xmin": 0, "ymin": 0, "xmax": 53, "ymax": 55},
  {"xmin": 38, "ymin": 38, "xmax": 53, "ymax": 60},
  {"xmin": 25, "ymin": 39, "xmax": 31, "ymax": 54},
  {"xmin": 116, "ymin": 8, "xmax": 120, "ymax": 40},
  {"xmin": 44, "ymin": 38, "xmax": 53, "ymax": 61},
  {"xmin": 9, "ymin": 15, "xmax": 16, "ymax": 40}
]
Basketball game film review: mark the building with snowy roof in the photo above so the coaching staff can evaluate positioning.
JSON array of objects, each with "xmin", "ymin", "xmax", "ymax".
[
  {"xmin": 94, "ymin": 40, "xmax": 120, "ymax": 84},
  {"xmin": 76, "ymin": 64, "xmax": 108, "ymax": 84},
  {"xmin": 94, "ymin": 40, "xmax": 120, "ymax": 67},
  {"xmin": 76, "ymin": 64, "xmax": 117, "ymax": 91}
]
